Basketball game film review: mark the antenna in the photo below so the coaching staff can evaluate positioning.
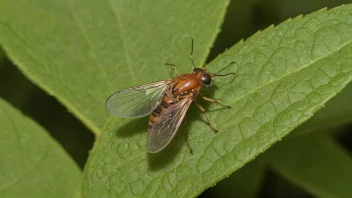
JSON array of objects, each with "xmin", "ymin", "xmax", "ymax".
[
  {"xmin": 214, "ymin": 62, "xmax": 237, "ymax": 77},
  {"xmin": 190, "ymin": 39, "xmax": 196, "ymax": 68}
]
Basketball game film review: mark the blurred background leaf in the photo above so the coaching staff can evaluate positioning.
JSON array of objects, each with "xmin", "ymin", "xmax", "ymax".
[
  {"xmin": 202, "ymin": 159, "xmax": 264, "ymax": 198},
  {"xmin": 0, "ymin": 57, "xmax": 93, "ymax": 168},
  {"xmin": 0, "ymin": 99, "xmax": 81, "ymax": 198},
  {"xmin": 264, "ymin": 133, "xmax": 352, "ymax": 198}
]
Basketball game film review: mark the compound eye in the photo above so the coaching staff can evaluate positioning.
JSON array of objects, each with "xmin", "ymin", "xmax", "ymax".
[{"xmin": 201, "ymin": 74, "xmax": 212, "ymax": 87}]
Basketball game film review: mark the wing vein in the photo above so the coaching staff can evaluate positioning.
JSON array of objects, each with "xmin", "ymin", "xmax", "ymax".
[{"xmin": 106, "ymin": 81, "xmax": 171, "ymax": 118}]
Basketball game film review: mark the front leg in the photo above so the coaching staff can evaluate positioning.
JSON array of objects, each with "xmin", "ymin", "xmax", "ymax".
[
  {"xmin": 199, "ymin": 92, "xmax": 231, "ymax": 108},
  {"xmin": 165, "ymin": 62, "xmax": 179, "ymax": 76},
  {"xmin": 194, "ymin": 99, "xmax": 218, "ymax": 133}
]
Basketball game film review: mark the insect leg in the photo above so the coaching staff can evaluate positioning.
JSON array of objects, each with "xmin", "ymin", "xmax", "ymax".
[
  {"xmin": 195, "ymin": 101, "xmax": 218, "ymax": 133},
  {"xmin": 165, "ymin": 62, "xmax": 179, "ymax": 76},
  {"xmin": 201, "ymin": 95, "xmax": 231, "ymax": 109},
  {"xmin": 184, "ymin": 115, "xmax": 193, "ymax": 154}
]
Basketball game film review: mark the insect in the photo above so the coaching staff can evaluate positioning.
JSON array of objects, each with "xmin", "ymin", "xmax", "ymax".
[{"xmin": 106, "ymin": 40, "xmax": 235, "ymax": 153}]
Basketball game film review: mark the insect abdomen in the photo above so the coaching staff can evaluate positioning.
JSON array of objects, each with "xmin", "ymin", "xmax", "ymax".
[{"xmin": 148, "ymin": 94, "xmax": 175, "ymax": 131}]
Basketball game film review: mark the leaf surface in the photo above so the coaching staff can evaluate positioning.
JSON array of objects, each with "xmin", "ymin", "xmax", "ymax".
[{"xmin": 293, "ymin": 82, "xmax": 352, "ymax": 135}]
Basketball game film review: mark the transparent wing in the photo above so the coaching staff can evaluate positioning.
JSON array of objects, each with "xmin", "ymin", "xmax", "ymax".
[
  {"xmin": 105, "ymin": 81, "xmax": 172, "ymax": 118},
  {"xmin": 148, "ymin": 96, "xmax": 193, "ymax": 153}
]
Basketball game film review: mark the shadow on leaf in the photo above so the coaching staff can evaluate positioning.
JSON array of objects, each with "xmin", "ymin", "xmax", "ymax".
[
  {"xmin": 147, "ymin": 135, "xmax": 185, "ymax": 171},
  {"xmin": 115, "ymin": 118, "xmax": 148, "ymax": 138}
]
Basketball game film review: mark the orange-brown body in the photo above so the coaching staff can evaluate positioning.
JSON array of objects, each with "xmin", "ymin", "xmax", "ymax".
[{"xmin": 148, "ymin": 70, "xmax": 206, "ymax": 131}]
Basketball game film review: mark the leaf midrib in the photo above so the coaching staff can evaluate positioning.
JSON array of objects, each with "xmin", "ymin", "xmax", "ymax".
[
  {"xmin": 107, "ymin": 0, "xmax": 137, "ymax": 84},
  {"xmin": 65, "ymin": 0, "xmax": 113, "ymax": 94}
]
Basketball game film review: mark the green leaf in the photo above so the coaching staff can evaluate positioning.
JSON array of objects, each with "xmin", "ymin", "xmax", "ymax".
[
  {"xmin": 83, "ymin": 5, "xmax": 352, "ymax": 197},
  {"xmin": 0, "ymin": 98, "xmax": 81, "ymax": 198},
  {"xmin": 293, "ymin": 82, "xmax": 352, "ymax": 135},
  {"xmin": 264, "ymin": 133, "xmax": 352, "ymax": 198},
  {"xmin": 0, "ymin": 0, "xmax": 230, "ymax": 134}
]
